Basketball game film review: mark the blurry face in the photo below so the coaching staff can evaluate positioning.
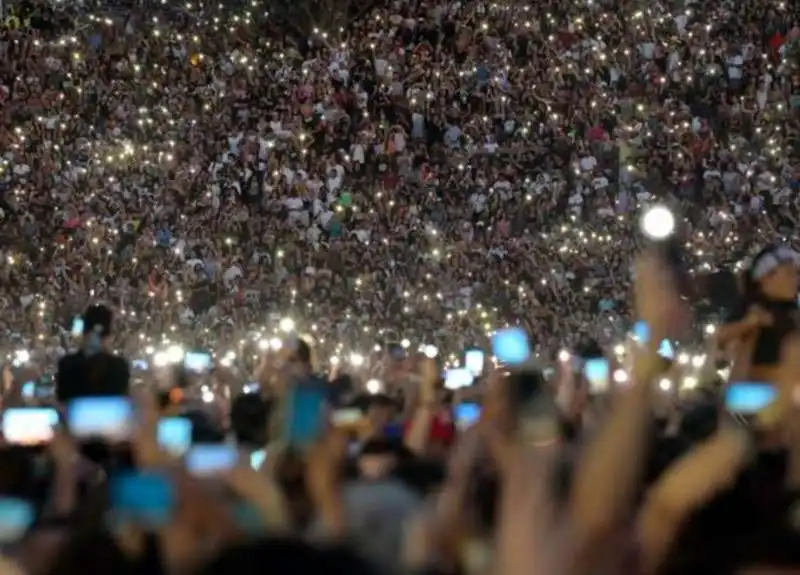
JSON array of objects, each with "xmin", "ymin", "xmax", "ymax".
[
  {"xmin": 367, "ymin": 405, "xmax": 393, "ymax": 430},
  {"xmin": 761, "ymin": 263, "xmax": 799, "ymax": 301}
]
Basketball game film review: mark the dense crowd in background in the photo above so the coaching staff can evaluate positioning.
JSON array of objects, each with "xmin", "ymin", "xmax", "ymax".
[{"xmin": 0, "ymin": 0, "xmax": 797, "ymax": 372}]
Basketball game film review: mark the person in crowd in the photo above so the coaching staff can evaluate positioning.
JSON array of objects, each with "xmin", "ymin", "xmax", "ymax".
[{"xmin": 56, "ymin": 304, "xmax": 130, "ymax": 402}]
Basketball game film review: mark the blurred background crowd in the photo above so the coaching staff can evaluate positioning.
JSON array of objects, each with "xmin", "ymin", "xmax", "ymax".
[{"xmin": 0, "ymin": 0, "xmax": 797, "ymax": 371}]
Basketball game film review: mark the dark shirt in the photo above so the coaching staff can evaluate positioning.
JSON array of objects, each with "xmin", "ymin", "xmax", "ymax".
[{"xmin": 56, "ymin": 350, "xmax": 130, "ymax": 403}]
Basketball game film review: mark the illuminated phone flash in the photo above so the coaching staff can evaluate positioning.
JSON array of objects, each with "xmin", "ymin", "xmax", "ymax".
[
  {"xmin": 366, "ymin": 379, "xmax": 382, "ymax": 394},
  {"xmin": 558, "ymin": 349, "xmax": 571, "ymax": 362},
  {"xmin": 423, "ymin": 345, "xmax": 438, "ymax": 358},
  {"xmin": 640, "ymin": 205, "xmax": 675, "ymax": 240},
  {"xmin": 613, "ymin": 369, "xmax": 628, "ymax": 384}
]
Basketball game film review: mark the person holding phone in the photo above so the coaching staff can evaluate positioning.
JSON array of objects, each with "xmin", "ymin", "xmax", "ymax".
[
  {"xmin": 56, "ymin": 304, "xmax": 130, "ymax": 403},
  {"xmin": 718, "ymin": 246, "xmax": 799, "ymax": 385}
]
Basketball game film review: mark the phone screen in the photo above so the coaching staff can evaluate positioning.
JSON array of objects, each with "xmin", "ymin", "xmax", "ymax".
[
  {"xmin": 444, "ymin": 368, "xmax": 474, "ymax": 389},
  {"xmin": 157, "ymin": 417, "xmax": 193, "ymax": 457},
  {"xmin": 332, "ymin": 408, "xmax": 362, "ymax": 426},
  {"xmin": 20, "ymin": 380, "xmax": 36, "ymax": 399},
  {"xmin": 109, "ymin": 471, "xmax": 174, "ymax": 527},
  {"xmin": 0, "ymin": 498, "xmax": 34, "ymax": 543},
  {"xmin": 184, "ymin": 351, "xmax": 212, "ymax": 373},
  {"xmin": 464, "ymin": 349, "xmax": 485, "ymax": 376},
  {"xmin": 491, "ymin": 328, "xmax": 530, "ymax": 365},
  {"xmin": 132, "ymin": 359, "xmax": 149, "ymax": 371},
  {"xmin": 631, "ymin": 321, "xmax": 675, "ymax": 359},
  {"xmin": 725, "ymin": 382, "xmax": 777, "ymax": 414},
  {"xmin": 2, "ymin": 407, "xmax": 59, "ymax": 445},
  {"xmin": 70, "ymin": 317, "xmax": 84, "ymax": 337},
  {"xmin": 250, "ymin": 449, "xmax": 266, "ymax": 470},
  {"xmin": 455, "ymin": 402, "xmax": 481, "ymax": 429},
  {"xmin": 583, "ymin": 358, "xmax": 610, "ymax": 393},
  {"xmin": 185, "ymin": 444, "xmax": 238, "ymax": 475},
  {"xmin": 284, "ymin": 387, "xmax": 327, "ymax": 447},
  {"xmin": 68, "ymin": 397, "xmax": 134, "ymax": 442}
]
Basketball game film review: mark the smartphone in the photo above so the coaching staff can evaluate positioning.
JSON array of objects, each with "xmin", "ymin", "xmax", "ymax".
[
  {"xmin": 283, "ymin": 386, "xmax": 327, "ymax": 447},
  {"xmin": 583, "ymin": 358, "xmax": 610, "ymax": 393},
  {"xmin": 631, "ymin": 321, "xmax": 675, "ymax": 359},
  {"xmin": 455, "ymin": 402, "xmax": 481, "ymax": 429},
  {"xmin": 464, "ymin": 349, "xmax": 485, "ymax": 377},
  {"xmin": 157, "ymin": 417, "xmax": 193, "ymax": 457},
  {"xmin": 510, "ymin": 369, "xmax": 559, "ymax": 443},
  {"xmin": 0, "ymin": 497, "xmax": 34, "ymax": 543},
  {"xmin": 68, "ymin": 397, "xmax": 134, "ymax": 442},
  {"xmin": 132, "ymin": 359, "xmax": 149, "ymax": 370},
  {"xmin": 184, "ymin": 351, "xmax": 212, "ymax": 373},
  {"xmin": 185, "ymin": 443, "xmax": 238, "ymax": 475},
  {"xmin": 20, "ymin": 380, "xmax": 35, "ymax": 399},
  {"xmin": 491, "ymin": 328, "xmax": 531, "ymax": 365},
  {"xmin": 70, "ymin": 317, "xmax": 84, "ymax": 337},
  {"xmin": 250, "ymin": 449, "xmax": 266, "ymax": 470},
  {"xmin": 444, "ymin": 368, "xmax": 474, "ymax": 390},
  {"xmin": 2, "ymin": 407, "xmax": 59, "ymax": 445},
  {"xmin": 109, "ymin": 471, "xmax": 174, "ymax": 527},
  {"xmin": 725, "ymin": 382, "xmax": 777, "ymax": 415},
  {"xmin": 332, "ymin": 408, "xmax": 362, "ymax": 426}
]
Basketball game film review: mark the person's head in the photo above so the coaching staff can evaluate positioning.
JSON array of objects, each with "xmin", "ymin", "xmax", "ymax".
[
  {"xmin": 81, "ymin": 304, "xmax": 113, "ymax": 355},
  {"xmin": 745, "ymin": 246, "xmax": 800, "ymax": 303},
  {"xmin": 283, "ymin": 337, "xmax": 313, "ymax": 376},
  {"xmin": 365, "ymin": 393, "xmax": 396, "ymax": 432},
  {"xmin": 357, "ymin": 437, "xmax": 402, "ymax": 479}
]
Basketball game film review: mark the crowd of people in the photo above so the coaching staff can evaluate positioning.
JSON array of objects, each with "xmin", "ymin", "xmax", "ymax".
[
  {"xmin": 0, "ymin": 0, "xmax": 797, "ymax": 371},
  {"xmin": 0, "ymin": 0, "xmax": 799, "ymax": 573}
]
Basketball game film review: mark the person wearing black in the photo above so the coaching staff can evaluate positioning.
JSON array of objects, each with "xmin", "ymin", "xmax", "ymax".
[
  {"xmin": 717, "ymin": 245, "xmax": 799, "ymax": 384},
  {"xmin": 56, "ymin": 304, "xmax": 130, "ymax": 403}
]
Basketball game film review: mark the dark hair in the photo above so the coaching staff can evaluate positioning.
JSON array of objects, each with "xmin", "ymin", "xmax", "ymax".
[
  {"xmin": 198, "ymin": 538, "xmax": 378, "ymax": 575},
  {"xmin": 293, "ymin": 338, "xmax": 312, "ymax": 365},
  {"xmin": 82, "ymin": 304, "xmax": 113, "ymax": 337}
]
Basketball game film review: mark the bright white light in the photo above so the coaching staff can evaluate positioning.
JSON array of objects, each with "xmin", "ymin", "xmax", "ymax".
[
  {"xmin": 423, "ymin": 345, "xmax": 438, "ymax": 358},
  {"xmin": 15, "ymin": 350, "xmax": 30, "ymax": 364},
  {"xmin": 558, "ymin": 349, "xmax": 570, "ymax": 362},
  {"xmin": 220, "ymin": 357, "xmax": 233, "ymax": 368},
  {"xmin": 400, "ymin": 339, "xmax": 410, "ymax": 349},
  {"xmin": 613, "ymin": 369, "xmax": 628, "ymax": 384},
  {"xmin": 659, "ymin": 378, "xmax": 672, "ymax": 391},
  {"xmin": 682, "ymin": 376, "xmax": 698, "ymax": 389},
  {"xmin": 691, "ymin": 354, "xmax": 706, "ymax": 368},
  {"xmin": 145, "ymin": 346, "xmax": 155, "ymax": 355},
  {"xmin": 640, "ymin": 205, "xmax": 675, "ymax": 240},
  {"xmin": 677, "ymin": 352, "xmax": 690, "ymax": 365},
  {"xmin": 279, "ymin": 317, "xmax": 295, "ymax": 333},
  {"xmin": 201, "ymin": 388, "xmax": 214, "ymax": 403},
  {"xmin": 350, "ymin": 353, "xmax": 364, "ymax": 367},
  {"xmin": 258, "ymin": 339, "xmax": 269, "ymax": 351},
  {"xmin": 165, "ymin": 345, "xmax": 184, "ymax": 364},
  {"xmin": 705, "ymin": 324, "xmax": 716, "ymax": 335},
  {"xmin": 330, "ymin": 356, "xmax": 340, "ymax": 366},
  {"xmin": 373, "ymin": 344, "xmax": 381, "ymax": 352},
  {"xmin": 613, "ymin": 344, "xmax": 625, "ymax": 356},
  {"xmin": 269, "ymin": 337, "xmax": 282, "ymax": 351},
  {"xmin": 153, "ymin": 351, "xmax": 168, "ymax": 368},
  {"xmin": 366, "ymin": 379, "xmax": 382, "ymax": 394}
]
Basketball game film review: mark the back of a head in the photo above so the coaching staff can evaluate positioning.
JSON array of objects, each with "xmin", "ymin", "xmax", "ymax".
[
  {"xmin": 199, "ymin": 538, "xmax": 378, "ymax": 575},
  {"xmin": 57, "ymin": 305, "xmax": 129, "ymax": 402}
]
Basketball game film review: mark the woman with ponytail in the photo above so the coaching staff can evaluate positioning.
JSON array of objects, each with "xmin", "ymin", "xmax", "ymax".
[{"xmin": 56, "ymin": 305, "xmax": 130, "ymax": 403}]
